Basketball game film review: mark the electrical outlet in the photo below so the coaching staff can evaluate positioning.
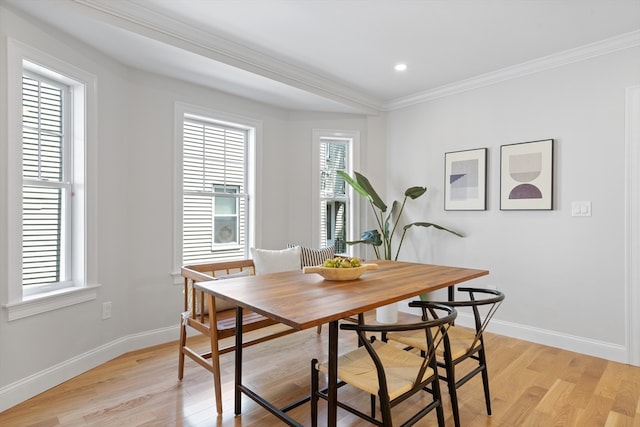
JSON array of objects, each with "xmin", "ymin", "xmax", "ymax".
[{"xmin": 102, "ymin": 301, "xmax": 112, "ymax": 320}]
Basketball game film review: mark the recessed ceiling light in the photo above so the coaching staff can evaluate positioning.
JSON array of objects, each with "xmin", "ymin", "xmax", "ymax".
[{"xmin": 394, "ymin": 63, "xmax": 407, "ymax": 72}]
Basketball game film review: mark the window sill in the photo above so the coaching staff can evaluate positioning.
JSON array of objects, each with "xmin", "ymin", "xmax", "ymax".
[
  {"xmin": 4, "ymin": 285, "xmax": 101, "ymax": 321},
  {"xmin": 172, "ymin": 271, "xmax": 183, "ymax": 285}
]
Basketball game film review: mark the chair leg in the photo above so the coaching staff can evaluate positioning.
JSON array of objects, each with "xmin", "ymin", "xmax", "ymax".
[
  {"xmin": 178, "ymin": 318, "xmax": 187, "ymax": 380},
  {"xmin": 479, "ymin": 349, "xmax": 492, "ymax": 415},
  {"xmin": 379, "ymin": 392, "xmax": 392, "ymax": 427},
  {"xmin": 311, "ymin": 359, "xmax": 319, "ymax": 427},
  {"xmin": 370, "ymin": 394, "xmax": 376, "ymax": 418},
  {"xmin": 210, "ymin": 344, "xmax": 223, "ymax": 414},
  {"xmin": 207, "ymin": 296, "xmax": 223, "ymax": 415},
  {"xmin": 445, "ymin": 360, "xmax": 461, "ymax": 427},
  {"xmin": 431, "ymin": 371, "xmax": 446, "ymax": 427}
]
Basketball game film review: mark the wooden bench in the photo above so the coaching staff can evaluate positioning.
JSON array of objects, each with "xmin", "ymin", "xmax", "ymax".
[{"xmin": 177, "ymin": 259, "xmax": 297, "ymax": 414}]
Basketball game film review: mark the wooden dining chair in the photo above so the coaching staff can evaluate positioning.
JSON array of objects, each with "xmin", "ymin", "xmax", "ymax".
[
  {"xmin": 178, "ymin": 259, "xmax": 297, "ymax": 414},
  {"xmin": 311, "ymin": 303, "xmax": 457, "ymax": 427},
  {"xmin": 387, "ymin": 288, "xmax": 505, "ymax": 427}
]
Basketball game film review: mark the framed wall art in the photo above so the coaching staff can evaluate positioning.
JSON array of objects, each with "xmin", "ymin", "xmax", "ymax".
[
  {"xmin": 444, "ymin": 148, "xmax": 487, "ymax": 210},
  {"xmin": 500, "ymin": 139, "xmax": 554, "ymax": 210}
]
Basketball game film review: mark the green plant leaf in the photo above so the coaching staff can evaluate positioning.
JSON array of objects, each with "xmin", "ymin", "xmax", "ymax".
[
  {"xmin": 337, "ymin": 170, "xmax": 369, "ymax": 199},
  {"xmin": 405, "ymin": 186, "xmax": 427, "ymax": 199},
  {"xmin": 389, "ymin": 200, "xmax": 400, "ymax": 219},
  {"xmin": 404, "ymin": 222, "xmax": 465, "ymax": 237},
  {"xmin": 354, "ymin": 172, "xmax": 387, "ymax": 212},
  {"xmin": 346, "ymin": 229, "xmax": 383, "ymax": 246},
  {"xmin": 386, "ymin": 200, "xmax": 399, "ymax": 228}
]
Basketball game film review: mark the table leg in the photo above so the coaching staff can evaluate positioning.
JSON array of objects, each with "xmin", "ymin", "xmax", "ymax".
[
  {"xmin": 234, "ymin": 306, "xmax": 243, "ymax": 415},
  {"xmin": 448, "ymin": 285, "xmax": 455, "ymax": 301},
  {"xmin": 357, "ymin": 313, "xmax": 365, "ymax": 347},
  {"xmin": 327, "ymin": 320, "xmax": 338, "ymax": 427}
]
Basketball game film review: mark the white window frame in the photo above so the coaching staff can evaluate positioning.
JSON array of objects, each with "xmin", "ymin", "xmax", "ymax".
[
  {"xmin": 311, "ymin": 129, "xmax": 360, "ymax": 256},
  {"xmin": 21, "ymin": 70, "xmax": 72, "ymax": 293},
  {"xmin": 173, "ymin": 103, "xmax": 259, "ymax": 275},
  {"xmin": 4, "ymin": 39, "xmax": 98, "ymax": 321},
  {"xmin": 211, "ymin": 184, "xmax": 241, "ymax": 248}
]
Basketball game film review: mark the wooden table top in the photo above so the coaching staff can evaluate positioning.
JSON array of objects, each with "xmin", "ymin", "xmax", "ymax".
[{"xmin": 195, "ymin": 260, "xmax": 488, "ymax": 331}]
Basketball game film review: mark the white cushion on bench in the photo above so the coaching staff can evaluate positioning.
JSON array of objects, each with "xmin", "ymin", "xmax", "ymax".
[{"xmin": 251, "ymin": 246, "xmax": 301, "ymax": 275}]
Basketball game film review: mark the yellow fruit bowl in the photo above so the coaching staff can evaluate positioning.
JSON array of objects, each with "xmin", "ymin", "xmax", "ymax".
[{"xmin": 303, "ymin": 263, "xmax": 378, "ymax": 281}]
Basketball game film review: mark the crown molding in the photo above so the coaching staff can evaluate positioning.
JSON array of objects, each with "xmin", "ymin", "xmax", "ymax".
[
  {"xmin": 72, "ymin": 0, "xmax": 382, "ymax": 114},
  {"xmin": 56, "ymin": 2, "xmax": 640, "ymax": 115},
  {"xmin": 384, "ymin": 30, "xmax": 640, "ymax": 111}
]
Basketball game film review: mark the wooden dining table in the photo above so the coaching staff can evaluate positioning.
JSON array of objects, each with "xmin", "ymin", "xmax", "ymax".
[{"xmin": 195, "ymin": 259, "xmax": 489, "ymax": 426}]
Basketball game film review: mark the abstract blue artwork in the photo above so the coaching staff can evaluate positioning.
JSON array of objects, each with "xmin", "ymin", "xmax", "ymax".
[{"xmin": 445, "ymin": 148, "xmax": 487, "ymax": 210}]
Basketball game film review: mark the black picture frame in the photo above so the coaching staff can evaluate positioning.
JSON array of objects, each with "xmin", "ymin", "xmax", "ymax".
[
  {"xmin": 500, "ymin": 139, "xmax": 554, "ymax": 210},
  {"xmin": 444, "ymin": 148, "xmax": 487, "ymax": 211}
]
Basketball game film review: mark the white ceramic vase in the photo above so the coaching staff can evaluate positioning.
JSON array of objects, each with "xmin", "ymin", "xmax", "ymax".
[{"xmin": 376, "ymin": 302, "xmax": 398, "ymax": 324}]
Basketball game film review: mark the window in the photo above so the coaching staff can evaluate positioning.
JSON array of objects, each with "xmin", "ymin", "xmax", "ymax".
[
  {"xmin": 212, "ymin": 185, "xmax": 240, "ymax": 245},
  {"xmin": 313, "ymin": 130, "xmax": 359, "ymax": 256},
  {"xmin": 6, "ymin": 38, "xmax": 97, "ymax": 320},
  {"xmin": 181, "ymin": 114, "xmax": 253, "ymax": 264},
  {"xmin": 21, "ymin": 72, "xmax": 70, "ymax": 289},
  {"xmin": 320, "ymin": 139, "xmax": 348, "ymax": 253}
]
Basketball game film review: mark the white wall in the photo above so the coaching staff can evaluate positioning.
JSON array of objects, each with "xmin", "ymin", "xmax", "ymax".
[
  {"xmin": 0, "ymin": 5, "xmax": 373, "ymax": 410},
  {"xmin": 388, "ymin": 46, "xmax": 640, "ymax": 361},
  {"xmin": 0, "ymin": 4, "xmax": 133, "ymax": 404}
]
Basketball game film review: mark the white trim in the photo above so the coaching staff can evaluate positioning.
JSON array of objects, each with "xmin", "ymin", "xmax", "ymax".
[
  {"xmin": 67, "ymin": 2, "xmax": 639, "ymax": 115},
  {"xmin": 625, "ymin": 85, "xmax": 640, "ymax": 366},
  {"xmin": 311, "ymin": 129, "xmax": 361, "ymax": 253},
  {"xmin": 71, "ymin": 0, "xmax": 381, "ymax": 114},
  {"xmin": 4, "ymin": 285, "xmax": 100, "ymax": 321},
  {"xmin": 5, "ymin": 38, "xmax": 99, "ymax": 312},
  {"xmin": 487, "ymin": 318, "xmax": 628, "ymax": 364},
  {"xmin": 0, "ymin": 324, "xmax": 178, "ymax": 413},
  {"xmin": 6, "ymin": 38, "xmax": 24, "ymax": 304},
  {"xmin": 403, "ymin": 305, "xmax": 628, "ymax": 363},
  {"xmin": 172, "ymin": 102, "xmax": 261, "ymax": 272},
  {"xmin": 22, "ymin": 1, "xmax": 640, "ymax": 115},
  {"xmin": 385, "ymin": 30, "xmax": 640, "ymax": 111}
]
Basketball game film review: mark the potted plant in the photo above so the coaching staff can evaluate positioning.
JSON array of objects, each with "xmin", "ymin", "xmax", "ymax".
[
  {"xmin": 338, "ymin": 171, "xmax": 464, "ymax": 322},
  {"xmin": 338, "ymin": 171, "xmax": 463, "ymax": 260}
]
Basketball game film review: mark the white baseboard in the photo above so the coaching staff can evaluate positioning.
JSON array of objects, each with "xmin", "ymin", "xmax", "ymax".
[
  {"xmin": 0, "ymin": 325, "xmax": 179, "ymax": 413},
  {"xmin": 1, "ymin": 310, "xmax": 630, "ymax": 414},
  {"xmin": 486, "ymin": 318, "xmax": 628, "ymax": 364},
  {"xmin": 402, "ymin": 305, "xmax": 628, "ymax": 364}
]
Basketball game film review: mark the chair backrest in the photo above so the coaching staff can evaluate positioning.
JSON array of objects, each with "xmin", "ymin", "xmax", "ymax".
[
  {"xmin": 181, "ymin": 259, "xmax": 256, "ymax": 317},
  {"xmin": 341, "ymin": 303, "xmax": 457, "ymax": 396},
  {"xmin": 419, "ymin": 287, "xmax": 505, "ymax": 350},
  {"xmin": 182, "ymin": 259, "xmax": 256, "ymax": 279}
]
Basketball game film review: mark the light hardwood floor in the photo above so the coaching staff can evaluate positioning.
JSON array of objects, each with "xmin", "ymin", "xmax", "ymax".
[{"xmin": 2, "ymin": 314, "xmax": 640, "ymax": 427}]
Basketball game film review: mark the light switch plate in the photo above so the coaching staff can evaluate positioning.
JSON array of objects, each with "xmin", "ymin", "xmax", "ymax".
[{"xmin": 571, "ymin": 201, "xmax": 591, "ymax": 217}]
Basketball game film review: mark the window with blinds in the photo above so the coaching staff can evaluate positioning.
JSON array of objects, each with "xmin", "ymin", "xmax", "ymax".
[
  {"xmin": 21, "ymin": 73, "xmax": 70, "ymax": 287},
  {"xmin": 182, "ymin": 117, "xmax": 248, "ymax": 264},
  {"xmin": 319, "ymin": 138, "xmax": 349, "ymax": 254}
]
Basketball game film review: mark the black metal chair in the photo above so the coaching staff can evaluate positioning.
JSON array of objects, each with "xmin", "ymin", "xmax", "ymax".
[
  {"xmin": 311, "ymin": 303, "xmax": 457, "ymax": 427},
  {"xmin": 387, "ymin": 288, "xmax": 505, "ymax": 427}
]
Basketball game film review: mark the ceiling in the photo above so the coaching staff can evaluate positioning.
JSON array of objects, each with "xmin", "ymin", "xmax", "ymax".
[{"xmin": 4, "ymin": 0, "xmax": 640, "ymax": 114}]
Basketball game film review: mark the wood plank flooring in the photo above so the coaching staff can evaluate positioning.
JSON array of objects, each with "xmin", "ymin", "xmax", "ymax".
[{"xmin": 2, "ymin": 314, "xmax": 640, "ymax": 426}]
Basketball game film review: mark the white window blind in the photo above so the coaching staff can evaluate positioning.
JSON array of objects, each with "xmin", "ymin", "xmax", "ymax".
[
  {"xmin": 182, "ymin": 117, "xmax": 248, "ymax": 264},
  {"xmin": 21, "ymin": 74, "xmax": 70, "ymax": 287}
]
